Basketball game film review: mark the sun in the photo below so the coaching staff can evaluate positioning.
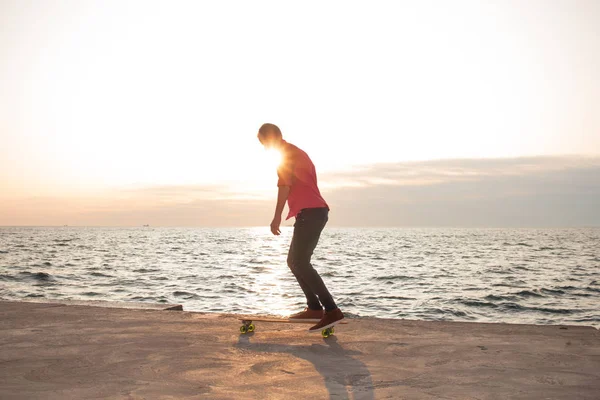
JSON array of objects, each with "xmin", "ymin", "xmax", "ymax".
[{"xmin": 266, "ymin": 148, "xmax": 283, "ymax": 168}]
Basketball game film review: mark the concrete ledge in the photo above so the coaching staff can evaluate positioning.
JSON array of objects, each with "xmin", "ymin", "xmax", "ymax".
[{"xmin": 1, "ymin": 301, "xmax": 598, "ymax": 399}]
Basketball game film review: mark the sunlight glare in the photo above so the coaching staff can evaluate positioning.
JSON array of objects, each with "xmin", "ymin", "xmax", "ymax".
[
  {"xmin": 266, "ymin": 148, "xmax": 283, "ymax": 169},
  {"xmin": 247, "ymin": 227, "xmax": 296, "ymax": 316}
]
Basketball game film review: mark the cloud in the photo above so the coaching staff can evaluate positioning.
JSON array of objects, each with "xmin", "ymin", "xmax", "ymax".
[
  {"xmin": 321, "ymin": 156, "xmax": 600, "ymax": 227},
  {"xmin": 1, "ymin": 156, "xmax": 598, "ymax": 227},
  {"xmin": 319, "ymin": 156, "xmax": 600, "ymax": 189}
]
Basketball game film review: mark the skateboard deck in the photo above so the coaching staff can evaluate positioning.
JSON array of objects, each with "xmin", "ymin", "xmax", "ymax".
[{"xmin": 238, "ymin": 316, "xmax": 347, "ymax": 338}]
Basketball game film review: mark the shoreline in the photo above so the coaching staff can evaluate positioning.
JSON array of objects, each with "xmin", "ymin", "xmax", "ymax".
[
  {"xmin": 3, "ymin": 297, "xmax": 598, "ymax": 330},
  {"xmin": 1, "ymin": 300, "xmax": 598, "ymax": 399},
  {"xmin": 2, "ymin": 298, "xmax": 599, "ymax": 330}
]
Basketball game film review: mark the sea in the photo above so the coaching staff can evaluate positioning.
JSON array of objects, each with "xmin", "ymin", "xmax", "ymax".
[{"xmin": 1, "ymin": 227, "xmax": 598, "ymax": 328}]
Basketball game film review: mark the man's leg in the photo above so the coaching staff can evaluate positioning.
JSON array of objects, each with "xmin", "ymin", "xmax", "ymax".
[
  {"xmin": 287, "ymin": 235, "xmax": 322, "ymax": 310},
  {"xmin": 288, "ymin": 210, "xmax": 337, "ymax": 311}
]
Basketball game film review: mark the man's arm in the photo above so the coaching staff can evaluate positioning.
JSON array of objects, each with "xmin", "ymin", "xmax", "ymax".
[{"xmin": 271, "ymin": 185, "xmax": 290, "ymax": 235}]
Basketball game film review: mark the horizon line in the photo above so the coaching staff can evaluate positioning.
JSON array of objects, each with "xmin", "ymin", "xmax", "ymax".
[{"xmin": 1, "ymin": 225, "xmax": 599, "ymax": 229}]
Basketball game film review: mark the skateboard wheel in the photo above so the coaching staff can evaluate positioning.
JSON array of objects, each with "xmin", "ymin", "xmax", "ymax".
[
  {"xmin": 248, "ymin": 324, "xmax": 255, "ymax": 332},
  {"xmin": 240, "ymin": 325, "xmax": 248, "ymax": 334},
  {"xmin": 321, "ymin": 327, "xmax": 335, "ymax": 338}
]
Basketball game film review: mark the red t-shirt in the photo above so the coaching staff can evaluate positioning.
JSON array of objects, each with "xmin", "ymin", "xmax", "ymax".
[{"xmin": 277, "ymin": 141, "xmax": 329, "ymax": 220}]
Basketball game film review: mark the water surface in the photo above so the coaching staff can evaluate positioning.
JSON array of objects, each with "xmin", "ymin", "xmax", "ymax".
[{"xmin": 1, "ymin": 227, "xmax": 598, "ymax": 328}]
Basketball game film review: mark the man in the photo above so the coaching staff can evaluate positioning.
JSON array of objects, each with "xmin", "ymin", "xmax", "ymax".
[{"xmin": 257, "ymin": 123, "xmax": 344, "ymax": 332}]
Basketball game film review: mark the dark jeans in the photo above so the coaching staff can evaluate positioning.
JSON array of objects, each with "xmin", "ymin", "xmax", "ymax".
[{"xmin": 287, "ymin": 207, "xmax": 337, "ymax": 312}]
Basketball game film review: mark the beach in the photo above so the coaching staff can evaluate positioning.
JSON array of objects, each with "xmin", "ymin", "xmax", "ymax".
[{"xmin": 1, "ymin": 300, "xmax": 598, "ymax": 399}]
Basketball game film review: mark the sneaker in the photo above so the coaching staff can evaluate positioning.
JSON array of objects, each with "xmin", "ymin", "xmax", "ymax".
[
  {"xmin": 308, "ymin": 308, "xmax": 344, "ymax": 332},
  {"xmin": 288, "ymin": 307, "xmax": 324, "ymax": 322}
]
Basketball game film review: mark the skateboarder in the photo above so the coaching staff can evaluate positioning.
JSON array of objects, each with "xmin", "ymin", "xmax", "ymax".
[{"xmin": 257, "ymin": 123, "xmax": 344, "ymax": 332}]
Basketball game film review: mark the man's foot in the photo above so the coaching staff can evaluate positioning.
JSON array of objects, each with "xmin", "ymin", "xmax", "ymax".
[
  {"xmin": 308, "ymin": 308, "xmax": 344, "ymax": 332},
  {"xmin": 288, "ymin": 307, "xmax": 324, "ymax": 322}
]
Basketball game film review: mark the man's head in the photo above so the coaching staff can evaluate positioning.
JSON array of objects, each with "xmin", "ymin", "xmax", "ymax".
[{"xmin": 257, "ymin": 123, "xmax": 283, "ymax": 149}]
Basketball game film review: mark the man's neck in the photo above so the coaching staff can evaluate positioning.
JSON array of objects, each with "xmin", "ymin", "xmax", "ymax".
[{"xmin": 274, "ymin": 139, "xmax": 288, "ymax": 151}]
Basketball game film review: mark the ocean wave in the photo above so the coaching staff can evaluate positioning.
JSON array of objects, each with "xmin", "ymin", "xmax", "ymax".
[
  {"xmin": 133, "ymin": 268, "xmax": 160, "ymax": 273},
  {"xmin": 503, "ymin": 242, "xmax": 533, "ymax": 247},
  {"xmin": 370, "ymin": 256, "xmax": 386, "ymax": 261},
  {"xmin": 365, "ymin": 295, "xmax": 416, "ymax": 301},
  {"xmin": 173, "ymin": 291, "xmax": 202, "ymax": 299},
  {"xmin": 54, "ymin": 238, "xmax": 78, "ymax": 243},
  {"xmin": 484, "ymin": 294, "xmax": 517, "ymax": 301},
  {"xmin": 90, "ymin": 272, "xmax": 113, "ymax": 278},
  {"xmin": 192, "ymin": 293, "xmax": 221, "ymax": 299},
  {"xmin": 341, "ymin": 311, "xmax": 361, "ymax": 318},
  {"xmin": 249, "ymin": 265, "xmax": 269, "ymax": 272},
  {"xmin": 491, "ymin": 282, "xmax": 529, "ymax": 288},
  {"xmin": 177, "ymin": 275, "xmax": 198, "ymax": 280},
  {"xmin": 514, "ymin": 290, "xmax": 544, "ymax": 298},
  {"xmin": 513, "ymin": 265, "xmax": 531, "ymax": 271},
  {"xmin": 487, "ymin": 265, "xmax": 511, "ymax": 274},
  {"xmin": 248, "ymin": 258, "xmax": 267, "ymax": 264},
  {"xmin": 540, "ymin": 288, "xmax": 565, "ymax": 295},
  {"xmin": 223, "ymin": 283, "xmax": 251, "ymax": 292},
  {"xmin": 499, "ymin": 302, "xmax": 574, "ymax": 314},
  {"xmin": 338, "ymin": 299, "xmax": 356, "ymax": 307},
  {"xmin": 423, "ymin": 307, "xmax": 472, "ymax": 318},
  {"xmin": 372, "ymin": 275, "xmax": 415, "ymax": 281},
  {"xmin": 573, "ymin": 316, "xmax": 600, "ymax": 323},
  {"xmin": 19, "ymin": 271, "xmax": 54, "ymax": 281},
  {"xmin": 0, "ymin": 274, "xmax": 17, "ymax": 281},
  {"xmin": 82, "ymin": 292, "xmax": 102, "ymax": 296},
  {"xmin": 572, "ymin": 292, "xmax": 592, "ymax": 297},
  {"xmin": 458, "ymin": 300, "xmax": 499, "ymax": 308}
]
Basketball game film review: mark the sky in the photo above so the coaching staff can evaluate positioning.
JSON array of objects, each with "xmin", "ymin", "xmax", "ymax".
[{"xmin": 1, "ymin": 0, "xmax": 599, "ymax": 227}]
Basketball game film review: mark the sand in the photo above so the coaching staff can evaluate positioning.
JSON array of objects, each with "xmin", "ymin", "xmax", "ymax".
[{"xmin": 0, "ymin": 301, "xmax": 598, "ymax": 399}]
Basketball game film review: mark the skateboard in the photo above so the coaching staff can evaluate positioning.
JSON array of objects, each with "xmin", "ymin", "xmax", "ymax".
[{"xmin": 238, "ymin": 316, "xmax": 347, "ymax": 338}]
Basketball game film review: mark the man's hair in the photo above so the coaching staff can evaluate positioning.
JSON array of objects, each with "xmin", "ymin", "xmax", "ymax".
[{"xmin": 258, "ymin": 123, "xmax": 282, "ymax": 139}]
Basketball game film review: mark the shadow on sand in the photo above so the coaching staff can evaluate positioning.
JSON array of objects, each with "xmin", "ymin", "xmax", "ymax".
[{"xmin": 236, "ymin": 333, "xmax": 374, "ymax": 400}]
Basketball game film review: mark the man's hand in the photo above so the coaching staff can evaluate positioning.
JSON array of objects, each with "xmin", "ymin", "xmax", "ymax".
[
  {"xmin": 270, "ymin": 215, "xmax": 282, "ymax": 236},
  {"xmin": 271, "ymin": 186, "xmax": 289, "ymax": 236}
]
